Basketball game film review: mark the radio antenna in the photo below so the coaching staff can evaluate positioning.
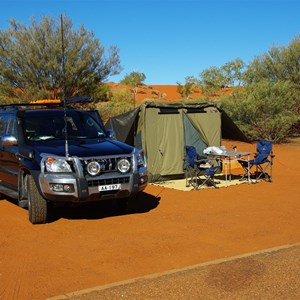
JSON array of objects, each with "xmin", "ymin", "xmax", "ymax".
[{"xmin": 61, "ymin": 14, "xmax": 69, "ymax": 157}]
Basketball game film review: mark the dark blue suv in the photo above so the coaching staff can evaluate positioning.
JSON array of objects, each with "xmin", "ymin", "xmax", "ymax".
[{"xmin": 0, "ymin": 103, "xmax": 148, "ymax": 224}]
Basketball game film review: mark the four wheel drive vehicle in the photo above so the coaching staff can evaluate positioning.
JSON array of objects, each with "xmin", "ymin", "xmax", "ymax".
[{"xmin": 0, "ymin": 102, "xmax": 148, "ymax": 224}]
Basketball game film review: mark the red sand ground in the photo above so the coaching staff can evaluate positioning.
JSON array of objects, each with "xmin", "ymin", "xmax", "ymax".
[{"xmin": 0, "ymin": 139, "xmax": 299, "ymax": 299}]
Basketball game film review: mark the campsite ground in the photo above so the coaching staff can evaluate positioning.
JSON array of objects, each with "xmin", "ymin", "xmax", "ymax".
[{"xmin": 0, "ymin": 139, "xmax": 299, "ymax": 299}]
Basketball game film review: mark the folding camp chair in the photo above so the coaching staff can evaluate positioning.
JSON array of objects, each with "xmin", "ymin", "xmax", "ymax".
[
  {"xmin": 238, "ymin": 140, "xmax": 274, "ymax": 182},
  {"xmin": 184, "ymin": 146, "xmax": 219, "ymax": 189}
]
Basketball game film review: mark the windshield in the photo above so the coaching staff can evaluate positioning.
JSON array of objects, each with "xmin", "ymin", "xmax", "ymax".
[{"xmin": 23, "ymin": 110, "xmax": 106, "ymax": 142}]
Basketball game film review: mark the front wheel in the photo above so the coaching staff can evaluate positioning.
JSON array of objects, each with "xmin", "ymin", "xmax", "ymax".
[{"xmin": 27, "ymin": 175, "xmax": 48, "ymax": 224}]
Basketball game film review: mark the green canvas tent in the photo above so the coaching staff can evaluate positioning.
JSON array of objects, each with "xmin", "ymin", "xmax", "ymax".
[{"xmin": 105, "ymin": 101, "xmax": 247, "ymax": 181}]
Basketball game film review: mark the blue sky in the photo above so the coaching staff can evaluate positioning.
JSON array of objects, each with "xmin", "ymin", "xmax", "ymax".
[{"xmin": 0, "ymin": 0, "xmax": 299, "ymax": 84}]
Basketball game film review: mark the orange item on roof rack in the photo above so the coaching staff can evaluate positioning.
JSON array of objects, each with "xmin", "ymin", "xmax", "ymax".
[{"xmin": 29, "ymin": 99, "xmax": 61, "ymax": 104}]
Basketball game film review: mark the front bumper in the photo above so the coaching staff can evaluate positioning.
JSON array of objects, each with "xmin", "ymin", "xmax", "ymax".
[{"xmin": 39, "ymin": 167, "xmax": 148, "ymax": 203}]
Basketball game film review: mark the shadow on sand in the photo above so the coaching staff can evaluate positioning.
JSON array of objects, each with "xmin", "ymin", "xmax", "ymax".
[{"xmin": 47, "ymin": 192, "xmax": 160, "ymax": 223}]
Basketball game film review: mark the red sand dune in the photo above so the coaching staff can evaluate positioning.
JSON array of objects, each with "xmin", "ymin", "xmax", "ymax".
[{"xmin": 107, "ymin": 82, "xmax": 235, "ymax": 104}]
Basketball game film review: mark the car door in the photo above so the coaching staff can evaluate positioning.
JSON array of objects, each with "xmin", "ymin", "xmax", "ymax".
[
  {"xmin": 0, "ymin": 113, "xmax": 9, "ymax": 185},
  {"xmin": 0, "ymin": 113, "xmax": 19, "ymax": 190}
]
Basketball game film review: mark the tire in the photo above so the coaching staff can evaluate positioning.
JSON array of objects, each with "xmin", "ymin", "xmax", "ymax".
[
  {"xmin": 27, "ymin": 175, "xmax": 48, "ymax": 224},
  {"xmin": 18, "ymin": 171, "xmax": 29, "ymax": 208}
]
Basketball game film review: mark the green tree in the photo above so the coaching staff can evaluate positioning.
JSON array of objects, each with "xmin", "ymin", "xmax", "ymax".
[
  {"xmin": 199, "ymin": 59, "xmax": 246, "ymax": 94},
  {"xmin": 177, "ymin": 76, "xmax": 196, "ymax": 99},
  {"xmin": 221, "ymin": 80, "xmax": 298, "ymax": 142},
  {"xmin": 97, "ymin": 88, "xmax": 132, "ymax": 122},
  {"xmin": 198, "ymin": 66, "xmax": 228, "ymax": 96},
  {"xmin": 120, "ymin": 71, "xmax": 146, "ymax": 87},
  {"xmin": 0, "ymin": 15, "xmax": 122, "ymax": 102},
  {"xmin": 221, "ymin": 58, "xmax": 246, "ymax": 86},
  {"xmin": 120, "ymin": 71, "xmax": 146, "ymax": 108},
  {"xmin": 245, "ymin": 35, "xmax": 300, "ymax": 88},
  {"xmin": 242, "ymin": 35, "xmax": 300, "ymax": 138},
  {"xmin": 216, "ymin": 35, "xmax": 300, "ymax": 142}
]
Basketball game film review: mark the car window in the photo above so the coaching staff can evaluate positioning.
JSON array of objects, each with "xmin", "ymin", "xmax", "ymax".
[
  {"xmin": 0, "ymin": 115, "xmax": 5, "ymax": 137},
  {"xmin": 23, "ymin": 110, "xmax": 106, "ymax": 141},
  {"xmin": 0, "ymin": 114, "xmax": 12, "ymax": 137},
  {"xmin": 6, "ymin": 116, "xmax": 17, "ymax": 136}
]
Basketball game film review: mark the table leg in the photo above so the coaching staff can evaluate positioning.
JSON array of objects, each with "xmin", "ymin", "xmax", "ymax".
[
  {"xmin": 229, "ymin": 156, "xmax": 232, "ymax": 182},
  {"xmin": 225, "ymin": 163, "xmax": 227, "ymax": 182},
  {"xmin": 247, "ymin": 154, "xmax": 250, "ymax": 183}
]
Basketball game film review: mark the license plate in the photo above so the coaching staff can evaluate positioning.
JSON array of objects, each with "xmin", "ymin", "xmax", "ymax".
[{"xmin": 99, "ymin": 184, "xmax": 121, "ymax": 191}]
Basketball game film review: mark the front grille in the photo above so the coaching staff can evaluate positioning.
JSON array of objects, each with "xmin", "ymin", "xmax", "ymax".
[{"xmin": 87, "ymin": 177, "xmax": 130, "ymax": 187}]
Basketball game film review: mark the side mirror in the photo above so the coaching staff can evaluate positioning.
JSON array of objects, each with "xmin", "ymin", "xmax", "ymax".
[
  {"xmin": 1, "ymin": 134, "xmax": 18, "ymax": 146},
  {"xmin": 107, "ymin": 129, "xmax": 116, "ymax": 139}
]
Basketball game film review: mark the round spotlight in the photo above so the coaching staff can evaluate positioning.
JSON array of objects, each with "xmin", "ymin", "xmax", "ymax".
[
  {"xmin": 117, "ymin": 158, "xmax": 131, "ymax": 173},
  {"xmin": 87, "ymin": 161, "xmax": 101, "ymax": 176}
]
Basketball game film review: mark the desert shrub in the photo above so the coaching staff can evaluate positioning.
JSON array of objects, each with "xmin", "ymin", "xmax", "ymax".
[
  {"xmin": 121, "ymin": 71, "xmax": 146, "ymax": 87},
  {"xmin": 177, "ymin": 76, "xmax": 196, "ymax": 99},
  {"xmin": 96, "ymin": 103, "xmax": 114, "ymax": 123},
  {"xmin": 0, "ymin": 16, "xmax": 121, "ymax": 101},
  {"xmin": 220, "ymin": 80, "xmax": 298, "ymax": 143},
  {"xmin": 97, "ymin": 88, "xmax": 133, "ymax": 122}
]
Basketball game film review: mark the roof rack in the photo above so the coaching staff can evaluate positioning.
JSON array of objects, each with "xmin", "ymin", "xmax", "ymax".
[
  {"xmin": 64, "ymin": 96, "xmax": 92, "ymax": 103},
  {"xmin": 0, "ymin": 97, "xmax": 93, "ymax": 111},
  {"xmin": 0, "ymin": 103, "xmax": 63, "ymax": 111}
]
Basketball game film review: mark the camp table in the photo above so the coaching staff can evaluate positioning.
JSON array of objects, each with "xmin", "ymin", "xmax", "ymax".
[{"xmin": 208, "ymin": 151, "xmax": 253, "ymax": 184}]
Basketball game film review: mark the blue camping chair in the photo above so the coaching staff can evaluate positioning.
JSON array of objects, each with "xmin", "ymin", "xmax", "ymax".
[
  {"xmin": 238, "ymin": 140, "xmax": 274, "ymax": 182},
  {"xmin": 184, "ymin": 146, "xmax": 219, "ymax": 189}
]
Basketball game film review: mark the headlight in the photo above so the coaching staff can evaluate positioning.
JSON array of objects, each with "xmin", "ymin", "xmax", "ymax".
[
  {"xmin": 45, "ymin": 157, "xmax": 72, "ymax": 173},
  {"xmin": 117, "ymin": 158, "xmax": 131, "ymax": 173},
  {"xmin": 87, "ymin": 161, "xmax": 101, "ymax": 176},
  {"xmin": 136, "ymin": 150, "xmax": 146, "ymax": 167}
]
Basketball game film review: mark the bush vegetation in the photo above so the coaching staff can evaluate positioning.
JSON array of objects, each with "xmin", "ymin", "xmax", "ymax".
[
  {"xmin": 176, "ymin": 76, "xmax": 196, "ymax": 99},
  {"xmin": 195, "ymin": 35, "xmax": 300, "ymax": 143},
  {"xmin": 219, "ymin": 80, "xmax": 298, "ymax": 142},
  {"xmin": 0, "ymin": 15, "xmax": 122, "ymax": 102},
  {"xmin": 0, "ymin": 15, "xmax": 299, "ymax": 143},
  {"xmin": 97, "ymin": 88, "xmax": 134, "ymax": 122}
]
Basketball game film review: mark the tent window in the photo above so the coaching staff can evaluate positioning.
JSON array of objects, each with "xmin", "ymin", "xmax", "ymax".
[
  {"xmin": 186, "ymin": 109, "xmax": 207, "ymax": 114},
  {"xmin": 158, "ymin": 108, "xmax": 179, "ymax": 114}
]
